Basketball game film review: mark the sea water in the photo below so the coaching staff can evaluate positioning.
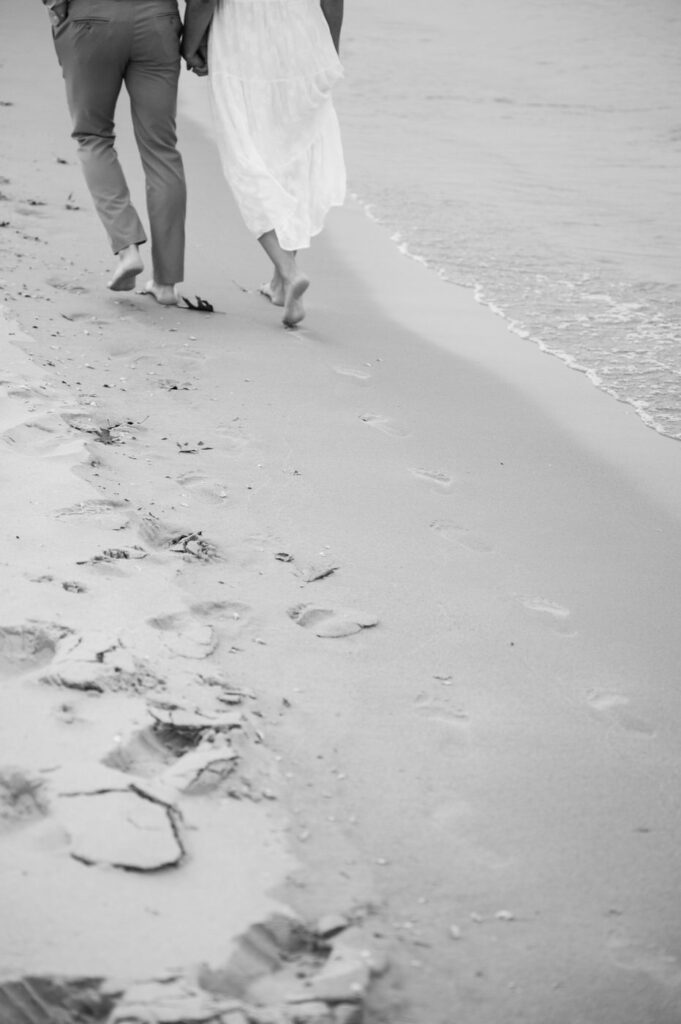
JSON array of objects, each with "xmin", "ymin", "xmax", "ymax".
[{"xmin": 336, "ymin": 0, "xmax": 681, "ymax": 439}]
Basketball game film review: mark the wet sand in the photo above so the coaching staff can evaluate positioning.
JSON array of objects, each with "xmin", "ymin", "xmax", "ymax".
[{"xmin": 2, "ymin": 4, "xmax": 681, "ymax": 1023}]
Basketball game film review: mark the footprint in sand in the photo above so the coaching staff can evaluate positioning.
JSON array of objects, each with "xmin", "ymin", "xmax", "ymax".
[
  {"xmin": 2, "ymin": 381, "xmax": 52, "ymax": 406},
  {"xmin": 0, "ymin": 413, "xmax": 86, "ymax": 458},
  {"xmin": 77, "ymin": 546, "xmax": 148, "ymax": 570},
  {"xmin": 214, "ymin": 422, "xmax": 252, "ymax": 454},
  {"xmin": 103, "ymin": 714, "xmax": 234, "ymax": 774},
  {"xmin": 65, "ymin": 411, "xmax": 148, "ymax": 444},
  {"xmin": 62, "ymin": 580, "xmax": 87, "ymax": 594},
  {"xmin": 147, "ymin": 612, "xmax": 218, "ymax": 660},
  {"xmin": 414, "ymin": 692, "xmax": 470, "ymax": 727},
  {"xmin": 430, "ymin": 519, "xmax": 493, "ymax": 553},
  {"xmin": 103, "ymin": 725, "xmax": 189, "ymax": 778},
  {"xmin": 189, "ymin": 599, "xmax": 238, "ymax": 619},
  {"xmin": 45, "ymin": 275, "xmax": 88, "ymax": 295},
  {"xmin": 56, "ymin": 498, "xmax": 130, "ymax": 530},
  {"xmin": 521, "ymin": 596, "xmax": 577, "ymax": 636},
  {"xmin": 135, "ymin": 513, "xmax": 221, "ymax": 562},
  {"xmin": 0, "ymin": 622, "xmax": 71, "ymax": 679},
  {"xmin": 607, "ymin": 931, "xmax": 681, "ymax": 986},
  {"xmin": 157, "ymin": 378, "xmax": 196, "ymax": 393},
  {"xmin": 41, "ymin": 647, "xmax": 165, "ymax": 696},
  {"xmin": 102, "ymin": 706, "xmax": 242, "ymax": 796},
  {"xmin": 15, "ymin": 202, "xmax": 47, "ymax": 218},
  {"xmin": 177, "ymin": 471, "xmax": 229, "ymax": 504},
  {"xmin": 410, "ymin": 467, "xmax": 453, "ymax": 490},
  {"xmin": 147, "ymin": 600, "xmax": 252, "ymax": 646},
  {"xmin": 0, "ymin": 396, "xmax": 42, "ymax": 435},
  {"xmin": 57, "ymin": 310, "xmax": 92, "ymax": 323},
  {"xmin": 359, "ymin": 413, "xmax": 410, "ymax": 438},
  {"xmin": 63, "ymin": 312, "xmax": 113, "ymax": 330},
  {"xmin": 288, "ymin": 603, "xmax": 378, "ymax": 638},
  {"xmin": 333, "ymin": 366, "xmax": 372, "ymax": 382},
  {"xmin": 586, "ymin": 689, "xmax": 656, "ymax": 737},
  {"xmin": 0, "ymin": 768, "xmax": 49, "ymax": 833}
]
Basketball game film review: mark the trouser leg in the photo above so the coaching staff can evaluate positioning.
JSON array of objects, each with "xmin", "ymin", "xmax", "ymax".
[
  {"xmin": 53, "ymin": 9, "xmax": 146, "ymax": 253},
  {"xmin": 126, "ymin": 2, "xmax": 186, "ymax": 285}
]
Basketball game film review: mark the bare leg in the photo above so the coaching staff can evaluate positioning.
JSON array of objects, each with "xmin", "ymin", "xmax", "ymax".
[
  {"xmin": 108, "ymin": 243, "xmax": 144, "ymax": 292},
  {"xmin": 258, "ymin": 230, "xmax": 309, "ymax": 327}
]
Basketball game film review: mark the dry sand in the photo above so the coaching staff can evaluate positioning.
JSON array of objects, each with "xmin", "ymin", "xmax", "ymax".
[{"xmin": 2, "ymin": 4, "xmax": 681, "ymax": 1023}]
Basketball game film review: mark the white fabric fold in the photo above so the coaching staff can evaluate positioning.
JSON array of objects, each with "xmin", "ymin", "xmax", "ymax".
[{"xmin": 209, "ymin": 0, "xmax": 346, "ymax": 250}]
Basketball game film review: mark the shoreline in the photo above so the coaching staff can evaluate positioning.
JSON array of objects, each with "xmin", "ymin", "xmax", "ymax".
[
  {"xmin": 323, "ymin": 197, "xmax": 681, "ymax": 523},
  {"xmin": 180, "ymin": 70, "xmax": 681, "ymax": 518},
  {"xmin": 345, "ymin": 190, "xmax": 681, "ymax": 446},
  {"xmin": 3, "ymin": 5, "xmax": 681, "ymax": 1022},
  {"xmin": 334, "ymin": 0, "xmax": 681, "ymax": 446}
]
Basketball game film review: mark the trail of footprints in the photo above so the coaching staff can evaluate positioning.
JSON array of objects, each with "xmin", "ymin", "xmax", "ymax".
[
  {"xmin": 586, "ymin": 688, "xmax": 656, "ymax": 737},
  {"xmin": 430, "ymin": 518, "xmax": 493, "ymax": 552},
  {"xmin": 359, "ymin": 412, "xmax": 411, "ymax": 438},
  {"xmin": 0, "ymin": 368, "xmax": 386, "ymax": 879},
  {"xmin": 2, "ymin": 357, "xmax": 657, "ymax": 774},
  {"xmin": 1, "ymin": 306, "xmax": 662, "ymax": 1008},
  {"xmin": 331, "ymin": 366, "xmax": 660, "ymax": 745}
]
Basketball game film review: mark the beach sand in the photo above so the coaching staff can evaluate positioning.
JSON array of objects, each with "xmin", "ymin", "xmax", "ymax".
[{"xmin": 2, "ymin": 4, "xmax": 681, "ymax": 1023}]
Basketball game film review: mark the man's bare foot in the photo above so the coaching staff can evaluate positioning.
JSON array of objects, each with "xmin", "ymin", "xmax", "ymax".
[
  {"xmin": 282, "ymin": 274, "xmax": 310, "ymax": 328},
  {"xmin": 139, "ymin": 280, "xmax": 179, "ymax": 306},
  {"xmin": 259, "ymin": 275, "xmax": 285, "ymax": 307},
  {"xmin": 108, "ymin": 245, "xmax": 143, "ymax": 292}
]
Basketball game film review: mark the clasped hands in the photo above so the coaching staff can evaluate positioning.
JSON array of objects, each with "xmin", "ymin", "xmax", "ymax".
[{"xmin": 184, "ymin": 45, "xmax": 208, "ymax": 76}]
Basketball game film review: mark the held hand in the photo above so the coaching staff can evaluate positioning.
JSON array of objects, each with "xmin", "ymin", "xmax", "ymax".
[
  {"xmin": 185, "ymin": 40, "xmax": 209, "ymax": 76},
  {"xmin": 185, "ymin": 55, "xmax": 208, "ymax": 76},
  {"xmin": 181, "ymin": 32, "xmax": 208, "ymax": 76}
]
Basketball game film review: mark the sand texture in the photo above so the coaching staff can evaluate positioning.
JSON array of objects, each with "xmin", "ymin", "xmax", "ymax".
[{"xmin": 2, "ymin": 4, "xmax": 681, "ymax": 1023}]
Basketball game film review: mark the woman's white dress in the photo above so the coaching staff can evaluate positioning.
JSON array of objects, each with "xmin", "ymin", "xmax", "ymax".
[{"xmin": 208, "ymin": 0, "xmax": 346, "ymax": 252}]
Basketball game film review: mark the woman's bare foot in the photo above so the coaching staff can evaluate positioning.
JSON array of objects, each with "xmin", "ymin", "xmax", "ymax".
[
  {"xmin": 259, "ymin": 274, "xmax": 285, "ymax": 307},
  {"xmin": 108, "ymin": 245, "xmax": 143, "ymax": 292},
  {"xmin": 256, "ymin": 230, "xmax": 308, "ymax": 325},
  {"xmin": 282, "ymin": 274, "xmax": 310, "ymax": 328},
  {"xmin": 139, "ymin": 280, "xmax": 179, "ymax": 306}
]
